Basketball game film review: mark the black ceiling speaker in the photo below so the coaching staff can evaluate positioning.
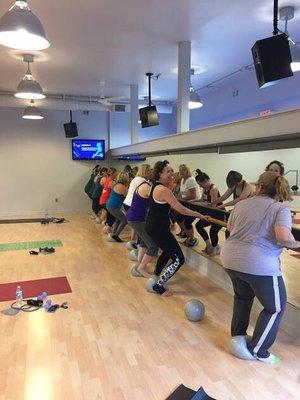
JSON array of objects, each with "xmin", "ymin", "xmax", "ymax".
[
  {"xmin": 64, "ymin": 110, "xmax": 78, "ymax": 138},
  {"xmin": 139, "ymin": 72, "xmax": 159, "ymax": 128},
  {"xmin": 252, "ymin": 34, "xmax": 293, "ymax": 88},
  {"xmin": 252, "ymin": 1, "xmax": 293, "ymax": 88}
]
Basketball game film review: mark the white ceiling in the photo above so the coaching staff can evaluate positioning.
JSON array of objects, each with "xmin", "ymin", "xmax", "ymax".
[{"xmin": 0, "ymin": 0, "xmax": 300, "ymax": 101}]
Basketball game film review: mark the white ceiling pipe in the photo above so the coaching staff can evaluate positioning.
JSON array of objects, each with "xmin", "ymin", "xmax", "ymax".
[{"xmin": 0, "ymin": 92, "xmax": 109, "ymax": 111}]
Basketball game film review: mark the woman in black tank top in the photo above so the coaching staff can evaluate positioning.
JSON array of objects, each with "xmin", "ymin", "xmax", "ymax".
[
  {"xmin": 194, "ymin": 171, "xmax": 223, "ymax": 255},
  {"xmin": 146, "ymin": 161, "xmax": 206, "ymax": 295}
]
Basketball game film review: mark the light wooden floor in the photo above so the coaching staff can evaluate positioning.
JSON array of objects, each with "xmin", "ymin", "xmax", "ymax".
[{"xmin": 0, "ymin": 214, "xmax": 299, "ymax": 400}]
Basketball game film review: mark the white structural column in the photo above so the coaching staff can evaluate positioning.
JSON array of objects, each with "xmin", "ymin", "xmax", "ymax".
[
  {"xmin": 177, "ymin": 41, "xmax": 191, "ymax": 133},
  {"xmin": 130, "ymin": 84, "xmax": 139, "ymax": 144}
]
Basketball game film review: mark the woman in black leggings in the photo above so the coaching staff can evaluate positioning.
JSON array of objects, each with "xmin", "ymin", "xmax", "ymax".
[
  {"xmin": 146, "ymin": 160, "xmax": 207, "ymax": 296},
  {"xmin": 194, "ymin": 171, "xmax": 223, "ymax": 255}
]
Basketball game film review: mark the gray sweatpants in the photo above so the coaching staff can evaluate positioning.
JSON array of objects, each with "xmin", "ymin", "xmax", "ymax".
[
  {"xmin": 107, "ymin": 207, "xmax": 127, "ymax": 237},
  {"xmin": 226, "ymin": 269, "xmax": 287, "ymax": 358},
  {"xmin": 128, "ymin": 220, "xmax": 158, "ymax": 256}
]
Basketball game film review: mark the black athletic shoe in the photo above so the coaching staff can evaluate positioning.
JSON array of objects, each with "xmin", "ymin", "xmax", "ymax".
[{"xmin": 111, "ymin": 235, "xmax": 124, "ymax": 243}]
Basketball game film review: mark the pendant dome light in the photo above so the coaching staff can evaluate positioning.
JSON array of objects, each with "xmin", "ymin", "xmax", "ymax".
[
  {"xmin": 189, "ymin": 69, "xmax": 203, "ymax": 109},
  {"xmin": 189, "ymin": 88, "xmax": 203, "ymax": 109},
  {"xmin": 279, "ymin": 6, "xmax": 300, "ymax": 72},
  {"xmin": 15, "ymin": 54, "xmax": 45, "ymax": 100},
  {"xmin": 22, "ymin": 99, "xmax": 44, "ymax": 119},
  {"xmin": 0, "ymin": 1, "xmax": 50, "ymax": 50}
]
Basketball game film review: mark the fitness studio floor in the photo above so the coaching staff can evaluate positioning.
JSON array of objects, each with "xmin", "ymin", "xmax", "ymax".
[{"xmin": 0, "ymin": 214, "xmax": 299, "ymax": 400}]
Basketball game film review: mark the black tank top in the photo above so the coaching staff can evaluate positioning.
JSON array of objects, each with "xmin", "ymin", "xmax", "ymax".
[{"xmin": 147, "ymin": 181, "xmax": 171, "ymax": 225}]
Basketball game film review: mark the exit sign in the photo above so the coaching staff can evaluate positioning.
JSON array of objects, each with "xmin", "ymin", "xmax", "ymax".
[{"xmin": 260, "ymin": 109, "xmax": 272, "ymax": 117}]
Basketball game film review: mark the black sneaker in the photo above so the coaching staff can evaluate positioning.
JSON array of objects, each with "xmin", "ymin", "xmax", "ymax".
[{"xmin": 111, "ymin": 235, "xmax": 124, "ymax": 243}]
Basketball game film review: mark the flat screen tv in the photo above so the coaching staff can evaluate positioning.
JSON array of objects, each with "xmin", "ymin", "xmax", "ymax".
[{"xmin": 72, "ymin": 139, "xmax": 105, "ymax": 160}]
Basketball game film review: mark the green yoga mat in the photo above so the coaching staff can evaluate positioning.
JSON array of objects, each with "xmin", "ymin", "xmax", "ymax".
[{"xmin": 0, "ymin": 240, "xmax": 63, "ymax": 252}]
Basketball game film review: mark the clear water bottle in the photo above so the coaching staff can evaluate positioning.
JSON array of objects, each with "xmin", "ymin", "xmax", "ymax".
[
  {"xmin": 16, "ymin": 286, "xmax": 23, "ymax": 308},
  {"xmin": 45, "ymin": 209, "xmax": 49, "ymax": 220}
]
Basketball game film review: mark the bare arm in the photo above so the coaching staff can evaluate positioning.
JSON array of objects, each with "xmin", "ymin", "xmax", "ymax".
[
  {"xmin": 220, "ymin": 184, "xmax": 253, "ymax": 208},
  {"xmin": 275, "ymin": 225, "xmax": 300, "ymax": 250},
  {"xmin": 182, "ymin": 187, "xmax": 197, "ymax": 201},
  {"xmin": 212, "ymin": 188, "xmax": 233, "ymax": 206},
  {"xmin": 210, "ymin": 187, "xmax": 219, "ymax": 204},
  {"xmin": 159, "ymin": 187, "xmax": 206, "ymax": 220}
]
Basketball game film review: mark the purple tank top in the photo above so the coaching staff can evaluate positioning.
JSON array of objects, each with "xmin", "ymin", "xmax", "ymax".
[{"xmin": 126, "ymin": 188, "xmax": 149, "ymax": 222}]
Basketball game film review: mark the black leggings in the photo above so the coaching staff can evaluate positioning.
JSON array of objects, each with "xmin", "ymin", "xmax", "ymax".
[
  {"xmin": 92, "ymin": 198, "xmax": 101, "ymax": 215},
  {"xmin": 195, "ymin": 220, "xmax": 222, "ymax": 247},
  {"xmin": 147, "ymin": 224, "xmax": 185, "ymax": 294}
]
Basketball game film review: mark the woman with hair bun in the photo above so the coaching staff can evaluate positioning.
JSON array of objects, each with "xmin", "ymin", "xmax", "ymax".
[{"xmin": 221, "ymin": 171, "xmax": 300, "ymax": 364}]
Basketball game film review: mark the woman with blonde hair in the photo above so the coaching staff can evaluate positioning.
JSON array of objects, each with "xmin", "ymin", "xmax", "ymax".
[
  {"xmin": 176, "ymin": 164, "xmax": 201, "ymax": 246},
  {"xmin": 221, "ymin": 172, "xmax": 300, "ymax": 364},
  {"xmin": 106, "ymin": 172, "xmax": 129, "ymax": 242}
]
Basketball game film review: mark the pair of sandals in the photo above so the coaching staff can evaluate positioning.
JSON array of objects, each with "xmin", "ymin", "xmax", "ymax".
[{"xmin": 29, "ymin": 247, "xmax": 55, "ymax": 255}]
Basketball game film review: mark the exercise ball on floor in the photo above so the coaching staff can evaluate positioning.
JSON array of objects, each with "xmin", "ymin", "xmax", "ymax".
[
  {"xmin": 126, "ymin": 241, "xmax": 136, "ymax": 251},
  {"xmin": 228, "ymin": 336, "xmax": 255, "ymax": 360},
  {"xmin": 130, "ymin": 248, "xmax": 138, "ymax": 261},
  {"xmin": 184, "ymin": 299, "xmax": 205, "ymax": 322},
  {"xmin": 145, "ymin": 276, "xmax": 159, "ymax": 293}
]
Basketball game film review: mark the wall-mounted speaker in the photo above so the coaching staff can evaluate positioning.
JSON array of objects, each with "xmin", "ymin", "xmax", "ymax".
[{"xmin": 252, "ymin": 34, "xmax": 293, "ymax": 88}]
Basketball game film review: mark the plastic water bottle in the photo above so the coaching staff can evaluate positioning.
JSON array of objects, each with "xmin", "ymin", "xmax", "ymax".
[
  {"xmin": 16, "ymin": 286, "xmax": 23, "ymax": 308},
  {"xmin": 45, "ymin": 209, "xmax": 49, "ymax": 221}
]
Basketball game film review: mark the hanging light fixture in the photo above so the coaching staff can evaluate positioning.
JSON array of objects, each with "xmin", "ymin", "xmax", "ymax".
[
  {"xmin": 279, "ymin": 6, "xmax": 300, "ymax": 72},
  {"xmin": 189, "ymin": 87, "xmax": 203, "ymax": 109},
  {"xmin": 15, "ymin": 54, "xmax": 45, "ymax": 99},
  {"xmin": 290, "ymin": 44, "xmax": 300, "ymax": 72},
  {"xmin": 189, "ymin": 69, "xmax": 203, "ymax": 109},
  {"xmin": 0, "ymin": 1, "xmax": 50, "ymax": 50},
  {"xmin": 22, "ymin": 99, "xmax": 44, "ymax": 119}
]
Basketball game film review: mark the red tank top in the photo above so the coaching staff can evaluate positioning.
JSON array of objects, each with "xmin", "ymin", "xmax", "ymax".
[
  {"xmin": 99, "ymin": 176, "xmax": 112, "ymax": 205},
  {"xmin": 203, "ymin": 184, "xmax": 222, "ymax": 205}
]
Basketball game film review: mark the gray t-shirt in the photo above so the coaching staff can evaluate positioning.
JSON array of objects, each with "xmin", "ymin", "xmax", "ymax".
[{"xmin": 221, "ymin": 196, "xmax": 292, "ymax": 276}]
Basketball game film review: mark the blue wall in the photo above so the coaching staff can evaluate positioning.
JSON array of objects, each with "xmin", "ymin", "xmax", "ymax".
[{"xmin": 110, "ymin": 112, "xmax": 175, "ymax": 149}]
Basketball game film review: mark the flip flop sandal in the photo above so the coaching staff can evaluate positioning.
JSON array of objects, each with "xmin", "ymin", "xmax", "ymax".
[{"xmin": 29, "ymin": 250, "xmax": 39, "ymax": 255}]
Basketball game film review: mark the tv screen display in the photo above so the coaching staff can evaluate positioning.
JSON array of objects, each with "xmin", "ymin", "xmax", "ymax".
[{"xmin": 72, "ymin": 139, "xmax": 105, "ymax": 160}]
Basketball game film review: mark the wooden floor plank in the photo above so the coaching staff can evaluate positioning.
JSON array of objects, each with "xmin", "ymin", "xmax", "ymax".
[{"xmin": 0, "ymin": 214, "xmax": 299, "ymax": 400}]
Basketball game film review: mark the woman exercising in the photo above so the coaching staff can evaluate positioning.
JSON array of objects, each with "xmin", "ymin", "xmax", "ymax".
[
  {"xmin": 265, "ymin": 160, "xmax": 285, "ymax": 176},
  {"xmin": 212, "ymin": 170, "xmax": 254, "ymax": 209},
  {"xmin": 221, "ymin": 172, "xmax": 300, "ymax": 363},
  {"xmin": 146, "ymin": 160, "xmax": 207, "ymax": 296},
  {"xmin": 99, "ymin": 168, "xmax": 117, "ymax": 231},
  {"xmin": 176, "ymin": 164, "xmax": 201, "ymax": 247},
  {"xmin": 126, "ymin": 180, "xmax": 158, "ymax": 277},
  {"xmin": 106, "ymin": 172, "xmax": 129, "ymax": 242},
  {"xmin": 194, "ymin": 171, "xmax": 223, "ymax": 255}
]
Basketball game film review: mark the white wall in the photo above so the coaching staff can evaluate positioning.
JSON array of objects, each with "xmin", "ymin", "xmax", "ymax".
[
  {"xmin": 117, "ymin": 148, "xmax": 300, "ymax": 209},
  {"xmin": 0, "ymin": 107, "xmax": 109, "ymax": 217}
]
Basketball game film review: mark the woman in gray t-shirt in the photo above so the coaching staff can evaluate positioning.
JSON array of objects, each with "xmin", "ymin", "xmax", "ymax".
[{"xmin": 221, "ymin": 172, "xmax": 300, "ymax": 364}]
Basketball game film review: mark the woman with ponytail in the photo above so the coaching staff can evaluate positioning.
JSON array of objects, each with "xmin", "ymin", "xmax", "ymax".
[{"xmin": 221, "ymin": 171, "xmax": 300, "ymax": 364}]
